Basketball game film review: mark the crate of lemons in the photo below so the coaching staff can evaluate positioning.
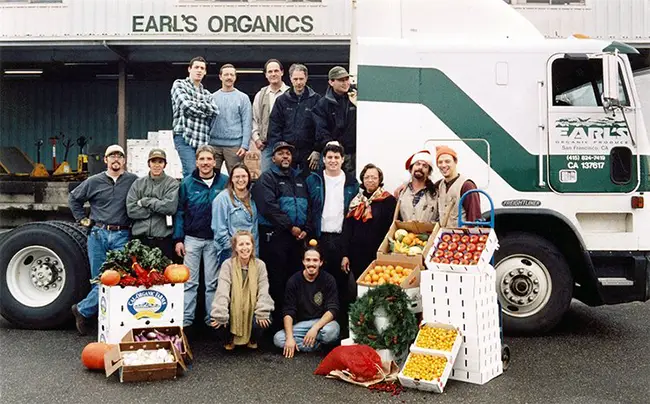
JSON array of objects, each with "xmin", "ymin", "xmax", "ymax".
[
  {"xmin": 389, "ymin": 229, "xmax": 429, "ymax": 256},
  {"xmin": 358, "ymin": 263, "xmax": 414, "ymax": 286},
  {"xmin": 398, "ymin": 321, "xmax": 462, "ymax": 393}
]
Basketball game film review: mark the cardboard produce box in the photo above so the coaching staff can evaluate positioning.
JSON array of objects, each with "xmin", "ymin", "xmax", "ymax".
[
  {"xmin": 105, "ymin": 341, "xmax": 187, "ymax": 383},
  {"xmin": 377, "ymin": 221, "xmax": 440, "ymax": 267},
  {"xmin": 121, "ymin": 326, "xmax": 193, "ymax": 363},
  {"xmin": 356, "ymin": 259, "xmax": 422, "ymax": 313}
]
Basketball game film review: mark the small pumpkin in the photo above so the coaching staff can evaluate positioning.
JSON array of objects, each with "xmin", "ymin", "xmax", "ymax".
[
  {"xmin": 164, "ymin": 264, "xmax": 190, "ymax": 284},
  {"xmin": 81, "ymin": 342, "xmax": 112, "ymax": 370},
  {"xmin": 100, "ymin": 269, "xmax": 121, "ymax": 286}
]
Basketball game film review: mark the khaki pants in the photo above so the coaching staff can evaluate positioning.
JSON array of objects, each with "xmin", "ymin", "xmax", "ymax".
[{"xmin": 212, "ymin": 146, "xmax": 242, "ymax": 175}]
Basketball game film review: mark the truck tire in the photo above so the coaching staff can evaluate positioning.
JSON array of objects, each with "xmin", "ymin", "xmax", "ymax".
[
  {"xmin": 0, "ymin": 221, "xmax": 90, "ymax": 329},
  {"xmin": 494, "ymin": 232, "xmax": 573, "ymax": 335}
]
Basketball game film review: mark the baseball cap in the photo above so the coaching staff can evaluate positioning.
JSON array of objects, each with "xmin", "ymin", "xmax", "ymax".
[
  {"xmin": 104, "ymin": 144, "xmax": 125, "ymax": 157},
  {"xmin": 148, "ymin": 148, "xmax": 167, "ymax": 161},
  {"xmin": 328, "ymin": 66, "xmax": 350, "ymax": 80},
  {"xmin": 272, "ymin": 141, "xmax": 295, "ymax": 155}
]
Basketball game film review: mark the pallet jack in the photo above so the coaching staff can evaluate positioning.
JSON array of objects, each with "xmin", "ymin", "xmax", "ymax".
[
  {"xmin": 458, "ymin": 189, "xmax": 511, "ymax": 372},
  {"xmin": 29, "ymin": 140, "xmax": 49, "ymax": 178},
  {"xmin": 76, "ymin": 136, "xmax": 91, "ymax": 174},
  {"xmin": 52, "ymin": 136, "xmax": 74, "ymax": 176}
]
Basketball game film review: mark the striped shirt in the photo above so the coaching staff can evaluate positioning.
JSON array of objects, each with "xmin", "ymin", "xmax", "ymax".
[{"xmin": 171, "ymin": 77, "xmax": 219, "ymax": 148}]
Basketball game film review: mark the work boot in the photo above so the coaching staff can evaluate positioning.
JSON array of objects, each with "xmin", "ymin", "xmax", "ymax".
[{"xmin": 71, "ymin": 304, "xmax": 90, "ymax": 336}]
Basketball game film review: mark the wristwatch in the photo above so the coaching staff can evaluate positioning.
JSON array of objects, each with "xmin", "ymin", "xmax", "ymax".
[{"xmin": 79, "ymin": 218, "xmax": 91, "ymax": 227}]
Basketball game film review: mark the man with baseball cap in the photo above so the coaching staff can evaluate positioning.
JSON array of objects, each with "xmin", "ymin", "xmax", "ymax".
[
  {"xmin": 69, "ymin": 144, "xmax": 138, "ymax": 335},
  {"xmin": 396, "ymin": 149, "xmax": 439, "ymax": 222},
  {"xmin": 252, "ymin": 140, "xmax": 313, "ymax": 330},
  {"xmin": 312, "ymin": 66, "xmax": 357, "ymax": 177},
  {"xmin": 126, "ymin": 148, "xmax": 180, "ymax": 260},
  {"xmin": 434, "ymin": 145, "xmax": 481, "ymax": 227}
]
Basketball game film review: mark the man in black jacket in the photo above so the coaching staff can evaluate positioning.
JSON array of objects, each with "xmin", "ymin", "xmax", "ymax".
[
  {"xmin": 251, "ymin": 141, "xmax": 313, "ymax": 330},
  {"xmin": 312, "ymin": 66, "xmax": 357, "ymax": 176},
  {"xmin": 268, "ymin": 63, "xmax": 321, "ymax": 173}
]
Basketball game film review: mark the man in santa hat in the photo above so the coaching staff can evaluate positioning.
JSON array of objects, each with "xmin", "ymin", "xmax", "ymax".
[
  {"xmin": 395, "ymin": 150, "xmax": 439, "ymax": 222},
  {"xmin": 434, "ymin": 145, "xmax": 481, "ymax": 227}
]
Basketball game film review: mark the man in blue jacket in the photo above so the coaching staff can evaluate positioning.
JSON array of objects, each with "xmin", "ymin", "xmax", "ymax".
[
  {"xmin": 306, "ymin": 141, "xmax": 359, "ymax": 337},
  {"xmin": 268, "ymin": 63, "xmax": 321, "ymax": 173},
  {"xmin": 173, "ymin": 145, "xmax": 229, "ymax": 328},
  {"xmin": 252, "ymin": 141, "xmax": 312, "ymax": 330}
]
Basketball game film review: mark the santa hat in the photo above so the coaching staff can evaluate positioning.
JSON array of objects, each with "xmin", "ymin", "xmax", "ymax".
[
  {"xmin": 405, "ymin": 150, "xmax": 433, "ymax": 171},
  {"xmin": 435, "ymin": 145, "xmax": 458, "ymax": 162}
]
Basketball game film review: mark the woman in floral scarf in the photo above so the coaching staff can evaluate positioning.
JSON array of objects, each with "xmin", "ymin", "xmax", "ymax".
[{"xmin": 341, "ymin": 164, "xmax": 397, "ymax": 282}]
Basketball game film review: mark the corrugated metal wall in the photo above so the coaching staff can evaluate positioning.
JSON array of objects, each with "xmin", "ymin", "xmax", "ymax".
[{"xmin": 0, "ymin": 79, "xmax": 171, "ymax": 171}]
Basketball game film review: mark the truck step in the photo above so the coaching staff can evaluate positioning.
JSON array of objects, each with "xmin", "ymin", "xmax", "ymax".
[{"xmin": 598, "ymin": 277, "xmax": 634, "ymax": 287}]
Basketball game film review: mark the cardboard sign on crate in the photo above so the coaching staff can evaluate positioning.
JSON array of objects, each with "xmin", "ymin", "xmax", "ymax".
[
  {"xmin": 377, "ymin": 221, "xmax": 439, "ymax": 267},
  {"xmin": 104, "ymin": 341, "xmax": 187, "ymax": 383}
]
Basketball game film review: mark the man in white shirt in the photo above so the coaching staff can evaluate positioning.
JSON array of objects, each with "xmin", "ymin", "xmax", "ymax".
[
  {"xmin": 306, "ymin": 141, "xmax": 359, "ymax": 338},
  {"xmin": 251, "ymin": 59, "xmax": 290, "ymax": 172}
]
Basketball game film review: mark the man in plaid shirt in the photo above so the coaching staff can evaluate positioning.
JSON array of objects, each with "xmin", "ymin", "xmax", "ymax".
[{"xmin": 171, "ymin": 56, "xmax": 219, "ymax": 178}]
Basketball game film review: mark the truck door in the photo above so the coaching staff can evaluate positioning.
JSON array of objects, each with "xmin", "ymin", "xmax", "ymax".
[{"xmin": 546, "ymin": 54, "xmax": 638, "ymax": 193}]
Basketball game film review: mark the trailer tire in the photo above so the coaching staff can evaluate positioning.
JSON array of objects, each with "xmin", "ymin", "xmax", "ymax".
[
  {"xmin": 0, "ymin": 222, "xmax": 90, "ymax": 329},
  {"xmin": 494, "ymin": 232, "xmax": 573, "ymax": 335}
]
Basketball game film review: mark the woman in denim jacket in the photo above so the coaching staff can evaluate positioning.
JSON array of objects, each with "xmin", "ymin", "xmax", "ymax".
[{"xmin": 212, "ymin": 163, "xmax": 259, "ymax": 265}]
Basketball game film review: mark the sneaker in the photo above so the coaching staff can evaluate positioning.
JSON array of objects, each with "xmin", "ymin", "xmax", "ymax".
[
  {"xmin": 246, "ymin": 341, "xmax": 258, "ymax": 349},
  {"xmin": 71, "ymin": 304, "xmax": 90, "ymax": 336},
  {"xmin": 224, "ymin": 342, "xmax": 235, "ymax": 351}
]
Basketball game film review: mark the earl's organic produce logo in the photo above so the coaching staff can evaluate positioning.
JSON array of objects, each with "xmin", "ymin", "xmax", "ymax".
[
  {"xmin": 127, "ymin": 290, "xmax": 168, "ymax": 319},
  {"xmin": 554, "ymin": 117, "xmax": 630, "ymax": 153}
]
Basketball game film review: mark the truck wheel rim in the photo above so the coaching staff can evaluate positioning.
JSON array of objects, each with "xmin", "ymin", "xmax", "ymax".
[
  {"xmin": 6, "ymin": 246, "xmax": 66, "ymax": 307},
  {"xmin": 495, "ymin": 254, "xmax": 552, "ymax": 318}
]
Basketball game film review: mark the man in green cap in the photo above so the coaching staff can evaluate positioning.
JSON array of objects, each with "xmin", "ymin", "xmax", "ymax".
[
  {"xmin": 126, "ymin": 148, "xmax": 180, "ymax": 259},
  {"xmin": 312, "ymin": 66, "xmax": 357, "ymax": 177}
]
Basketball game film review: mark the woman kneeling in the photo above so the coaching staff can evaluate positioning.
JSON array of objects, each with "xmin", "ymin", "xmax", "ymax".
[{"xmin": 210, "ymin": 230, "xmax": 274, "ymax": 350}]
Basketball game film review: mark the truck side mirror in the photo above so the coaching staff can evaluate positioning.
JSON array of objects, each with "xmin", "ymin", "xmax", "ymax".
[{"xmin": 602, "ymin": 53, "xmax": 620, "ymax": 108}]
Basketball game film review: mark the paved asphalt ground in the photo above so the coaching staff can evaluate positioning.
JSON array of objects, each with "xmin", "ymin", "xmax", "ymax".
[{"xmin": 1, "ymin": 300, "xmax": 649, "ymax": 404}]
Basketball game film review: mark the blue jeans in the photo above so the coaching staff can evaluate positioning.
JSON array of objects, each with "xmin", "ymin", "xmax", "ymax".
[
  {"xmin": 183, "ymin": 235, "xmax": 220, "ymax": 327},
  {"xmin": 260, "ymin": 146, "xmax": 273, "ymax": 173},
  {"xmin": 273, "ymin": 319, "xmax": 340, "ymax": 352},
  {"xmin": 77, "ymin": 227, "xmax": 130, "ymax": 318},
  {"xmin": 174, "ymin": 134, "xmax": 197, "ymax": 178}
]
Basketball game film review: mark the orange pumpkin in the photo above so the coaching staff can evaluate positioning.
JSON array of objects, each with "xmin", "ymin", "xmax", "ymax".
[
  {"xmin": 164, "ymin": 264, "xmax": 190, "ymax": 284},
  {"xmin": 100, "ymin": 270, "xmax": 121, "ymax": 286},
  {"xmin": 81, "ymin": 342, "xmax": 112, "ymax": 370}
]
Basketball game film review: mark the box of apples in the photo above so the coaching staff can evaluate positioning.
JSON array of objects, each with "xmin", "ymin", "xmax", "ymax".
[{"xmin": 425, "ymin": 228, "xmax": 498, "ymax": 272}]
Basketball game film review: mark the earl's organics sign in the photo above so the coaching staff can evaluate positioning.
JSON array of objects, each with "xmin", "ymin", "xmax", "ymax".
[
  {"xmin": 553, "ymin": 117, "xmax": 631, "ymax": 154},
  {"xmin": 132, "ymin": 14, "xmax": 314, "ymax": 34}
]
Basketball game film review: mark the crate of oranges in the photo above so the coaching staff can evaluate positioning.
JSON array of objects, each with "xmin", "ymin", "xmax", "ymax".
[
  {"xmin": 356, "ymin": 260, "xmax": 422, "ymax": 311},
  {"xmin": 397, "ymin": 351, "xmax": 453, "ymax": 393},
  {"xmin": 410, "ymin": 321, "xmax": 462, "ymax": 360}
]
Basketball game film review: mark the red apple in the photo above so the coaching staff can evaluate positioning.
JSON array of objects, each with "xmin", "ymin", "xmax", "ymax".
[
  {"xmin": 469, "ymin": 235, "xmax": 479, "ymax": 244},
  {"xmin": 438, "ymin": 241, "xmax": 449, "ymax": 250},
  {"xmin": 476, "ymin": 243, "xmax": 485, "ymax": 252},
  {"xmin": 453, "ymin": 251, "xmax": 464, "ymax": 260},
  {"xmin": 432, "ymin": 257, "xmax": 441, "ymax": 263},
  {"xmin": 479, "ymin": 235, "xmax": 488, "ymax": 243},
  {"xmin": 467, "ymin": 243, "xmax": 477, "ymax": 252},
  {"xmin": 441, "ymin": 234, "xmax": 452, "ymax": 242},
  {"xmin": 441, "ymin": 258, "xmax": 450, "ymax": 264},
  {"xmin": 460, "ymin": 259, "xmax": 470, "ymax": 265},
  {"xmin": 457, "ymin": 243, "xmax": 467, "ymax": 252},
  {"xmin": 448, "ymin": 242, "xmax": 458, "ymax": 251},
  {"xmin": 473, "ymin": 251, "xmax": 482, "ymax": 260},
  {"xmin": 463, "ymin": 252, "xmax": 473, "ymax": 260},
  {"xmin": 460, "ymin": 235, "xmax": 470, "ymax": 244},
  {"xmin": 469, "ymin": 259, "xmax": 478, "ymax": 265},
  {"xmin": 434, "ymin": 249, "xmax": 444, "ymax": 257},
  {"xmin": 451, "ymin": 259, "xmax": 460, "ymax": 265},
  {"xmin": 451, "ymin": 234, "xmax": 461, "ymax": 243},
  {"xmin": 444, "ymin": 250, "xmax": 454, "ymax": 258}
]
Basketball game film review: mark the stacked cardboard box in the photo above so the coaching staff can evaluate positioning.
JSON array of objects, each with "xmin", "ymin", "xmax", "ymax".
[{"xmin": 126, "ymin": 130, "xmax": 183, "ymax": 179}]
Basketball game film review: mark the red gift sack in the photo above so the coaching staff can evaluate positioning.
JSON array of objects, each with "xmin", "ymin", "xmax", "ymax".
[{"xmin": 314, "ymin": 345, "xmax": 382, "ymax": 381}]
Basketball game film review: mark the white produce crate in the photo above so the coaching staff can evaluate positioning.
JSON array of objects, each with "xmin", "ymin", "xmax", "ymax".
[
  {"xmin": 425, "ymin": 227, "xmax": 499, "ymax": 273},
  {"xmin": 454, "ymin": 337, "xmax": 502, "ymax": 373},
  {"xmin": 410, "ymin": 321, "xmax": 462, "ymax": 362},
  {"xmin": 422, "ymin": 295, "xmax": 500, "ymax": 336},
  {"xmin": 97, "ymin": 283, "xmax": 184, "ymax": 344},
  {"xmin": 398, "ymin": 351, "xmax": 454, "ymax": 393},
  {"xmin": 450, "ymin": 361, "xmax": 503, "ymax": 385},
  {"xmin": 420, "ymin": 269, "xmax": 497, "ymax": 299}
]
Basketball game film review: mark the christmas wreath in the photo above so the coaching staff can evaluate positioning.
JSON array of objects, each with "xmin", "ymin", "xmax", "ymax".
[{"xmin": 349, "ymin": 284, "xmax": 418, "ymax": 357}]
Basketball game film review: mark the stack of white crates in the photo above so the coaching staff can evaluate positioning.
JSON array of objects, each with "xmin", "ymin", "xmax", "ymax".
[
  {"xmin": 422, "ymin": 227, "xmax": 503, "ymax": 385},
  {"xmin": 127, "ymin": 130, "xmax": 183, "ymax": 179}
]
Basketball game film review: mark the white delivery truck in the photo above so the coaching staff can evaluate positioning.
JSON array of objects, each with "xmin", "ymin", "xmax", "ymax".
[{"xmin": 354, "ymin": 0, "xmax": 650, "ymax": 334}]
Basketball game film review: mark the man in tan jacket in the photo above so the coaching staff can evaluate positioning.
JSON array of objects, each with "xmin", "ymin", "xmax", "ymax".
[
  {"xmin": 251, "ymin": 59, "xmax": 290, "ymax": 172},
  {"xmin": 434, "ymin": 145, "xmax": 481, "ymax": 227}
]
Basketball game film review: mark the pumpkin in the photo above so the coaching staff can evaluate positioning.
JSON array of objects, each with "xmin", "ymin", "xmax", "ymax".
[
  {"xmin": 164, "ymin": 264, "xmax": 190, "ymax": 284},
  {"xmin": 81, "ymin": 342, "xmax": 112, "ymax": 370},
  {"xmin": 100, "ymin": 270, "xmax": 121, "ymax": 286}
]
